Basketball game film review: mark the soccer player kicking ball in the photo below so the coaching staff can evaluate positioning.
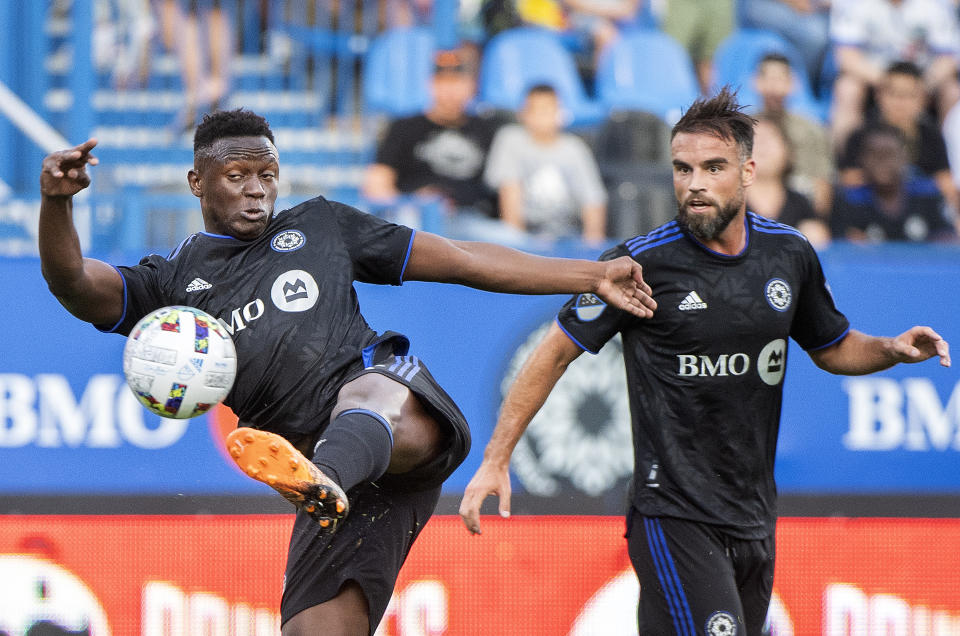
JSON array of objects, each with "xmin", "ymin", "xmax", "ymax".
[
  {"xmin": 459, "ymin": 88, "xmax": 951, "ymax": 636},
  {"xmin": 38, "ymin": 109, "xmax": 656, "ymax": 636}
]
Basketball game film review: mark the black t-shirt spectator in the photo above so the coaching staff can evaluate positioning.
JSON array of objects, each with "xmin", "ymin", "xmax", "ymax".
[
  {"xmin": 831, "ymin": 177, "xmax": 956, "ymax": 242},
  {"xmin": 775, "ymin": 190, "xmax": 819, "ymax": 229},
  {"xmin": 374, "ymin": 114, "xmax": 500, "ymax": 217},
  {"xmin": 839, "ymin": 116, "xmax": 951, "ymax": 178}
]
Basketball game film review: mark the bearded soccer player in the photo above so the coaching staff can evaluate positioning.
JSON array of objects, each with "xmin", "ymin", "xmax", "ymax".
[
  {"xmin": 37, "ymin": 109, "xmax": 657, "ymax": 636},
  {"xmin": 459, "ymin": 88, "xmax": 951, "ymax": 635}
]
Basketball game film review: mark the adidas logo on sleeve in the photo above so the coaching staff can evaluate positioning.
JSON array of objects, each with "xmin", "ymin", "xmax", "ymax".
[
  {"xmin": 678, "ymin": 291, "xmax": 707, "ymax": 311},
  {"xmin": 185, "ymin": 277, "xmax": 213, "ymax": 292}
]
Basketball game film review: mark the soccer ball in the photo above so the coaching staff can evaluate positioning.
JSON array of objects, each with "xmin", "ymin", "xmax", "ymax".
[{"xmin": 123, "ymin": 305, "xmax": 237, "ymax": 419}]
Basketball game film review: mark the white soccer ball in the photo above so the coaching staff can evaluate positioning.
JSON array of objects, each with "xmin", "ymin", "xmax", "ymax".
[{"xmin": 123, "ymin": 305, "xmax": 237, "ymax": 419}]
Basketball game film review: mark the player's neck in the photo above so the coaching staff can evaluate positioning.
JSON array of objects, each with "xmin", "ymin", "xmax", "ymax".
[{"xmin": 703, "ymin": 211, "xmax": 748, "ymax": 256}]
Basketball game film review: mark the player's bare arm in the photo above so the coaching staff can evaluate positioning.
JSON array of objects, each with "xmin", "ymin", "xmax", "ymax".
[
  {"xmin": 459, "ymin": 323, "xmax": 583, "ymax": 535},
  {"xmin": 405, "ymin": 231, "xmax": 656, "ymax": 318},
  {"xmin": 810, "ymin": 327, "xmax": 951, "ymax": 375},
  {"xmin": 39, "ymin": 139, "xmax": 125, "ymax": 325}
]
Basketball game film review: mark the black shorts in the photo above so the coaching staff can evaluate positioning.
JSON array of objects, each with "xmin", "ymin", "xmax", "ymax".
[
  {"xmin": 626, "ymin": 510, "xmax": 775, "ymax": 636},
  {"xmin": 281, "ymin": 331, "xmax": 470, "ymax": 632},
  {"xmin": 345, "ymin": 331, "xmax": 471, "ymax": 492},
  {"xmin": 281, "ymin": 481, "xmax": 441, "ymax": 631}
]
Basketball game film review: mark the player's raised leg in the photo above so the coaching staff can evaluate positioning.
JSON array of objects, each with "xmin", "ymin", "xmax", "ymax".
[{"xmin": 227, "ymin": 371, "xmax": 445, "ymax": 533}]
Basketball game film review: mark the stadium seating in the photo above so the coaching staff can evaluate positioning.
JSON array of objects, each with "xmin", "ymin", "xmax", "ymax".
[
  {"xmin": 713, "ymin": 28, "xmax": 828, "ymax": 122},
  {"xmin": 477, "ymin": 27, "xmax": 607, "ymax": 128},
  {"xmin": 594, "ymin": 28, "xmax": 699, "ymax": 124},
  {"xmin": 362, "ymin": 27, "xmax": 435, "ymax": 118}
]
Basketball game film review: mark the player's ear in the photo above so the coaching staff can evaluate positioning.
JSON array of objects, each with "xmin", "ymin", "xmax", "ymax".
[
  {"xmin": 188, "ymin": 169, "xmax": 202, "ymax": 198},
  {"xmin": 741, "ymin": 157, "xmax": 757, "ymax": 188}
]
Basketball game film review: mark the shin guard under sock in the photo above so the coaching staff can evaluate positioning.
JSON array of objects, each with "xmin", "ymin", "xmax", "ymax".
[{"xmin": 312, "ymin": 409, "xmax": 394, "ymax": 492}]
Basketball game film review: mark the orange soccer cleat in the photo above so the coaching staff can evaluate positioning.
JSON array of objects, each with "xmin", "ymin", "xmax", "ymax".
[{"xmin": 226, "ymin": 427, "xmax": 349, "ymax": 531}]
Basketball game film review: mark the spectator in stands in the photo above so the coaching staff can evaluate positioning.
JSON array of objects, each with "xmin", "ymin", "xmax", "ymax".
[
  {"xmin": 660, "ymin": 0, "xmax": 736, "ymax": 95},
  {"xmin": 740, "ymin": 0, "xmax": 831, "ymax": 89},
  {"xmin": 831, "ymin": 123, "xmax": 958, "ymax": 243},
  {"xmin": 388, "ymin": 0, "xmax": 434, "ymax": 27},
  {"xmin": 748, "ymin": 114, "xmax": 831, "ymax": 248},
  {"xmin": 159, "ymin": 0, "xmax": 234, "ymax": 132},
  {"xmin": 838, "ymin": 61, "xmax": 960, "ymax": 218},
  {"xmin": 93, "ymin": 0, "xmax": 156, "ymax": 89},
  {"xmin": 484, "ymin": 84, "xmax": 608, "ymax": 244},
  {"xmin": 362, "ymin": 45, "xmax": 504, "ymax": 234},
  {"xmin": 563, "ymin": 0, "xmax": 643, "ymax": 67},
  {"xmin": 752, "ymin": 52, "xmax": 834, "ymax": 215},
  {"xmin": 828, "ymin": 0, "xmax": 960, "ymax": 150},
  {"xmin": 945, "ymin": 100, "xmax": 960, "ymax": 199}
]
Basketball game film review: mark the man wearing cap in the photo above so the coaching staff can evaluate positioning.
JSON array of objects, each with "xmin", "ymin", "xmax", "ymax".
[{"xmin": 362, "ymin": 45, "xmax": 503, "ymax": 224}]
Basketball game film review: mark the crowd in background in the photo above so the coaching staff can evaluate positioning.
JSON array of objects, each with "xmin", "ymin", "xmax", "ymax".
[{"xmin": 90, "ymin": 0, "xmax": 960, "ymax": 248}]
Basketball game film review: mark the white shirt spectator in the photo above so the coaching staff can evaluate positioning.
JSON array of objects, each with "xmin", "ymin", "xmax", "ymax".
[{"xmin": 830, "ymin": 0, "xmax": 960, "ymax": 71}]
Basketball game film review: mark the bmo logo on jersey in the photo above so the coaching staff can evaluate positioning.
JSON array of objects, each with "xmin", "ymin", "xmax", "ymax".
[
  {"xmin": 270, "ymin": 269, "xmax": 319, "ymax": 312},
  {"xmin": 220, "ymin": 270, "xmax": 320, "ymax": 334},
  {"xmin": 677, "ymin": 339, "xmax": 786, "ymax": 386}
]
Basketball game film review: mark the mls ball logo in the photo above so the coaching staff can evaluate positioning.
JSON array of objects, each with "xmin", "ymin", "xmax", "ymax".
[
  {"xmin": 574, "ymin": 293, "xmax": 606, "ymax": 322},
  {"xmin": 271, "ymin": 269, "xmax": 319, "ymax": 312},
  {"xmin": 271, "ymin": 230, "xmax": 306, "ymax": 252}
]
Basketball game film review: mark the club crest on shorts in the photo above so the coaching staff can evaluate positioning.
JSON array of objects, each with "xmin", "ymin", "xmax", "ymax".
[
  {"xmin": 764, "ymin": 278, "xmax": 792, "ymax": 312},
  {"xmin": 705, "ymin": 610, "xmax": 737, "ymax": 635},
  {"xmin": 271, "ymin": 230, "xmax": 305, "ymax": 252},
  {"xmin": 574, "ymin": 293, "xmax": 606, "ymax": 321}
]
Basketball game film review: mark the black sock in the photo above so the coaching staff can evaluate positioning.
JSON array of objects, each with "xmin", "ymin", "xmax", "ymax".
[{"xmin": 311, "ymin": 409, "xmax": 394, "ymax": 492}]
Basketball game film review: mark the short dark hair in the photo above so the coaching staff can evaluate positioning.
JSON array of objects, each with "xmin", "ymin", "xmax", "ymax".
[
  {"xmin": 885, "ymin": 60, "xmax": 923, "ymax": 79},
  {"xmin": 526, "ymin": 83, "xmax": 557, "ymax": 98},
  {"xmin": 860, "ymin": 121, "xmax": 907, "ymax": 153},
  {"xmin": 757, "ymin": 52, "xmax": 790, "ymax": 70},
  {"xmin": 193, "ymin": 109, "xmax": 275, "ymax": 154},
  {"xmin": 672, "ymin": 86, "xmax": 757, "ymax": 161}
]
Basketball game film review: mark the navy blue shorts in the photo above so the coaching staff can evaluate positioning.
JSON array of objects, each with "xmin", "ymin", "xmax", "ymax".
[{"xmin": 626, "ymin": 510, "xmax": 775, "ymax": 635}]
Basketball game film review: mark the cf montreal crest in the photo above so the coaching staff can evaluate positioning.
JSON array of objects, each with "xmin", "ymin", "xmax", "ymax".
[
  {"xmin": 705, "ymin": 611, "xmax": 737, "ymax": 635},
  {"xmin": 271, "ymin": 230, "xmax": 305, "ymax": 252},
  {"xmin": 764, "ymin": 278, "xmax": 792, "ymax": 312}
]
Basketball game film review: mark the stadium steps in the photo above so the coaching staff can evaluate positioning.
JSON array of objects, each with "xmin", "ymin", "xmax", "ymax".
[{"xmin": 42, "ymin": 51, "xmax": 374, "ymax": 194}]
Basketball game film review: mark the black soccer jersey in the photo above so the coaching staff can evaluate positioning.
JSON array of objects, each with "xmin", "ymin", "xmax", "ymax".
[
  {"xmin": 100, "ymin": 196, "xmax": 415, "ymax": 437},
  {"xmin": 557, "ymin": 212, "xmax": 850, "ymax": 538}
]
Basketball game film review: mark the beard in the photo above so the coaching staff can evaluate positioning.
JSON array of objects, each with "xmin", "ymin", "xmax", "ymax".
[{"xmin": 676, "ymin": 189, "xmax": 743, "ymax": 242}]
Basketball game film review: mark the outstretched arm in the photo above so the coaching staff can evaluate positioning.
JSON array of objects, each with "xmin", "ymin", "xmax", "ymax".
[
  {"xmin": 39, "ymin": 139, "xmax": 125, "ymax": 325},
  {"xmin": 809, "ymin": 327, "xmax": 951, "ymax": 375},
  {"xmin": 404, "ymin": 231, "xmax": 657, "ymax": 319},
  {"xmin": 459, "ymin": 323, "xmax": 583, "ymax": 534}
]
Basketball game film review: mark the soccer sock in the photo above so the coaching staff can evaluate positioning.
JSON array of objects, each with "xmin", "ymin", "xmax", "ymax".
[{"xmin": 311, "ymin": 409, "xmax": 394, "ymax": 492}]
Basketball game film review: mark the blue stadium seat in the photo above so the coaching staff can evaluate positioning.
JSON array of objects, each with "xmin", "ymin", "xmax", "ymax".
[
  {"xmin": 713, "ymin": 28, "xmax": 828, "ymax": 122},
  {"xmin": 363, "ymin": 27, "xmax": 435, "ymax": 118},
  {"xmin": 595, "ymin": 29, "xmax": 699, "ymax": 124},
  {"xmin": 478, "ymin": 27, "xmax": 607, "ymax": 127}
]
